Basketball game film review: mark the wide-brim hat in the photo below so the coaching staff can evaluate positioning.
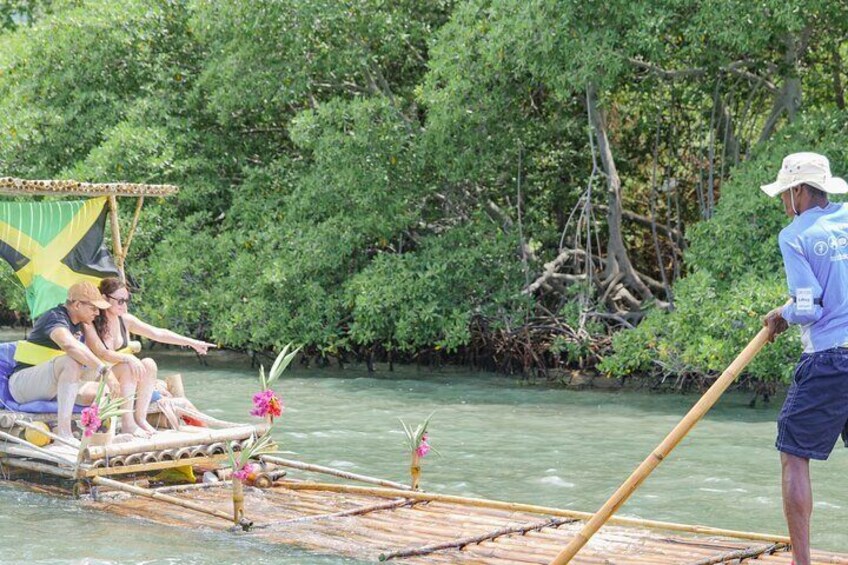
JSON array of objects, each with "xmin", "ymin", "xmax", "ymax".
[
  {"xmin": 760, "ymin": 152, "xmax": 848, "ymax": 197},
  {"xmin": 67, "ymin": 281, "xmax": 111, "ymax": 309}
]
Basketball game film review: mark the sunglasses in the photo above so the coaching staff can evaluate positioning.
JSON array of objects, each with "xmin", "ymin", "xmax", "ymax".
[{"xmin": 107, "ymin": 295, "xmax": 132, "ymax": 306}]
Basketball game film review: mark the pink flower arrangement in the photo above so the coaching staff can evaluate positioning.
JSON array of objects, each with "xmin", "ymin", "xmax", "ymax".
[
  {"xmin": 416, "ymin": 433, "xmax": 431, "ymax": 458},
  {"xmin": 232, "ymin": 463, "xmax": 256, "ymax": 481},
  {"xmin": 251, "ymin": 389, "xmax": 283, "ymax": 418},
  {"xmin": 80, "ymin": 404, "xmax": 102, "ymax": 437}
]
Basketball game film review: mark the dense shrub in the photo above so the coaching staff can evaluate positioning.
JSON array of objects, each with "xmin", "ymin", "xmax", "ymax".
[{"xmin": 601, "ymin": 112, "xmax": 848, "ymax": 383}]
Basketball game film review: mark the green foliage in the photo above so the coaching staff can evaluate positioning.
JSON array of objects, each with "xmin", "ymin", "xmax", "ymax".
[
  {"xmin": 602, "ymin": 111, "xmax": 848, "ymax": 382},
  {"xmin": 0, "ymin": 0, "xmax": 54, "ymax": 32},
  {"xmin": 600, "ymin": 271, "xmax": 796, "ymax": 382},
  {"xmin": 1, "ymin": 0, "xmax": 847, "ymax": 388},
  {"xmin": 687, "ymin": 112, "xmax": 848, "ymax": 282},
  {"xmin": 346, "ymin": 216, "xmax": 527, "ymax": 353}
]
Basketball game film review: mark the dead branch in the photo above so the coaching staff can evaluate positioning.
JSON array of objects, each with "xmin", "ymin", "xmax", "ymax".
[{"xmin": 628, "ymin": 58, "xmax": 777, "ymax": 93}]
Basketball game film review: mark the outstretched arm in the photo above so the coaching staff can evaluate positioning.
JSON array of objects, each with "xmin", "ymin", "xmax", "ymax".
[{"xmin": 123, "ymin": 314, "xmax": 216, "ymax": 354}]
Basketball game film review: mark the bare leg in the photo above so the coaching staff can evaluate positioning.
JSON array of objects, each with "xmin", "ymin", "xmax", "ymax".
[
  {"xmin": 134, "ymin": 358, "xmax": 157, "ymax": 433},
  {"xmin": 75, "ymin": 381, "xmax": 99, "ymax": 406},
  {"xmin": 111, "ymin": 364, "xmax": 143, "ymax": 435},
  {"xmin": 781, "ymin": 452, "xmax": 812, "ymax": 565},
  {"xmin": 53, "ymin": 357, "xmax": 82, "ymax": 445}
]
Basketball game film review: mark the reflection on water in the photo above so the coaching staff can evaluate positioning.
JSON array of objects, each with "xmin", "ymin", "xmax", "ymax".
[{"xmin": 1, "ymin": 337, "xmax": 846, "ymax": 562}]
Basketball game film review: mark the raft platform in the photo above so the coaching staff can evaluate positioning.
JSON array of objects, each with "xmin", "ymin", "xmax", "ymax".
[{"xmin": 4, "ymin": 450, "xmax": 848, "ymax": 564}]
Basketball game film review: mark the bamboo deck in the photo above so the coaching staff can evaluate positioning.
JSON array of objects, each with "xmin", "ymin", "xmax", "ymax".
[
  {"xmin": 3, "ymin": 440, "xmax": 848, "ymax": 563},
  {"xmin": 82, "ymin": 476, "xmax": 848, "ymax": 564}
]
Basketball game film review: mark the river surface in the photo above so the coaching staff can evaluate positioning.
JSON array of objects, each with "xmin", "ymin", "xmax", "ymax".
[{"xmin": 1, "ymin": 341, "xmax": 846, "ymax": 563}]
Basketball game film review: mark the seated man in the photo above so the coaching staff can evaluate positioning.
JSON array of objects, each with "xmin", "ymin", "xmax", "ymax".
[{"xmin": 8, "ymin": 281, "xmax": 112, "ymax": 445}]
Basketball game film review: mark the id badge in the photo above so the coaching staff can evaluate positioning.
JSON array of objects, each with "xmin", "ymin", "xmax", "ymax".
[{"xmin": 796, "ymin": 288, "xmax": 814, "ymax": 313}]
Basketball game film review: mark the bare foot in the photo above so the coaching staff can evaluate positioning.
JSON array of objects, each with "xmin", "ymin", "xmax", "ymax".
[
  {"xmin": 136, "ymin": 420, "xmax": 157, "ymax": 434},
  {"xmin": 131, "ymin": 427, "xmax": 153, "ymax": 439}
]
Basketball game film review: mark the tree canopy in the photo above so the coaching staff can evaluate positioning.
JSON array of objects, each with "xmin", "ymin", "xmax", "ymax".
[{"xmin": 0, "ymin": 0, "xmax": 846, "ymax": 382}]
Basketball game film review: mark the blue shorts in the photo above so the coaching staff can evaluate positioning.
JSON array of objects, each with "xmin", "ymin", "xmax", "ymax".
[{"xmin": 776, "ymin": 347, "xmax": 848, "ymax": 460}]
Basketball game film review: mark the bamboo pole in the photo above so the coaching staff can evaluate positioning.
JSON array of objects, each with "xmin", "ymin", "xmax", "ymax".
[
  {"xmin": 206, "ymin": 442, "xmax": 226, "ymax": 455},
  {"xmin": 0, "ymin": 177, "xmax": 178, "ymax": 197},
  {"xmin": 260, "ymin": 455, "xmax": 412, "ymax": 491},
  {"xmin": 84, "ymin": 454, "xmax": 228, "ymax": 477},
  {"xmin": 108, "ymin": 195, "xmax": 124, "ymax": 280},
  {"xmin": 379, "ymin": 517, "xmax": 579, "ymax": 561},
  {"xmin": 166, "ymin": 373, "xmax": 186, "ymax": 398},
  {"xmin": 86, "ymin": 424, "xmax": 269, "ymax": 459},
  {"xmin": 0, "ymin": 429, "xmax": 77, "ymax": 465},
  {"xmin": 232, "ymin": 478, "xmax": 246, "ymax": 524},
  {"xmin": 276, "ymin": 480, "xmax": 790, "ymax": 544},
  {"xmin": 152, "ymin": 482, "xmax": 229, "ymax": 494},
  {"xmin": 410, "ymin": 451, "xmax": 421, "ymax": 490},
  {"xmin": 13, "ymin": 418, "xmax": 81, "ymax": 450},
  {"xmin": 0, "ymin": 411, "xmax": 56, "ymax": 428},
  {"xmin": 121, "ymin": 195, "xmax": 144, "ymax": 264},
  {"xmin": 0, "ymin": 457, "xmax": 76, "ymax": 478},
  {"xmin": 0, "ymin": 444, "xmax": 77, "ymax": 467},
  {"xmin": 252, "ymin": 469, "xmax": 288, "ymax": 489},
  {"xmin": 550, "ymin": 327, "xmax": 771, "ymax": 565},
  {"xmin": 90, "ymin": 475, "xmax": 250, "ymax": 528}
]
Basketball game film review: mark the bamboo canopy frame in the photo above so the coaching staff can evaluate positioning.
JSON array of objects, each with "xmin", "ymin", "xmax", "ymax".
[
  {"xmin": 549, "ymin": 327, "xmax": 772, "ymax": 564},
  {"xmin": 0, "ymin": 177, "xmax": 179, "ymax": 197},
  {"xmin": 0, "ymin": 176, "xmax": 179, "ymax": 281}
]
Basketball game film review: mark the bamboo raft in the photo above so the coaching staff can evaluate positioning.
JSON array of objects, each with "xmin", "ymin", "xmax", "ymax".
[
  {"xmin": 0, "ymin": 369, "xmax": 846, "ymax": 563},
  {"xmin": 4, "ymin": 446, "xmax": 848, "ymax": 564}
]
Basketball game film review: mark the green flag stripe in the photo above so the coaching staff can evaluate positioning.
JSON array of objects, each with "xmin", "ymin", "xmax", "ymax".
[
  {"xmin": 0, "ymin": 198, "xmax": 119, "ymax": 318},
  {"xmin": 0, "ymin": 200, "xmax": 85, "ymax": 247}
]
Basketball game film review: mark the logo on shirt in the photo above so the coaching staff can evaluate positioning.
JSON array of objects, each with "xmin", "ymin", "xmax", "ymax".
[
  {"xmin": 812, "ymin": 233, "xmax": 848, "ymax": 261},
  {"xmin": 829, "ymin": 234, "xmax": 848, "ymax": 249}
]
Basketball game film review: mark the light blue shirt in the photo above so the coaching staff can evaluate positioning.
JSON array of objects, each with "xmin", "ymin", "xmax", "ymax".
[{"xmin": 779, "ymin": 202, "xmax": 848, "ymax": 352}]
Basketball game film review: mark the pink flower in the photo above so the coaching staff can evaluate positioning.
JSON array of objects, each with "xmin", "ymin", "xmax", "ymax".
[
  {"xmin": 251, "ymin": 389, "xmax": 284, "ymax": 418},
  {"xmin": 233, "ymin": 463, "xmax": 256, "ymax": 481},
  {"xmin": 416, "ymin": 433, "xmax": 431, "ymax": 458},
  {"xmin": 80, "ymin": 404, "xmax": 101, "ymax": 438}
]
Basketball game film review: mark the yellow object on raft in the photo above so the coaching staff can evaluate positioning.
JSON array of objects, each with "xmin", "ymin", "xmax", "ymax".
[
  {"xmin": 24, "ymin": 421, "xmax": 51, "ymax": 447},
  {"xmin": 152, "ymin": 465, "xmax": 196, "ymax": 485}
]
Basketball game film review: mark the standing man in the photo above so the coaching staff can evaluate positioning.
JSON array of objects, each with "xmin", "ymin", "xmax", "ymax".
[
  {"xmin": 8, "ymin": 281, "xmax": 113, "ymax": 445},
  {"xmin": 761, "ymin": 152, "xmax": 848, "ymax": 565}
]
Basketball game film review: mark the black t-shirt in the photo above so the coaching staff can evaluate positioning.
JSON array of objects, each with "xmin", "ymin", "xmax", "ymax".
[{"xmin": 14, "ymin": 304, "xmax": 84, "ymax": 372}]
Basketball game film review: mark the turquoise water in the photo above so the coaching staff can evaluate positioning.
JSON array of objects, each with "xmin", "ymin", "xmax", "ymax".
[{"xmin": 1, "ymin": 343, "xmax": 847, "ymax": 563}]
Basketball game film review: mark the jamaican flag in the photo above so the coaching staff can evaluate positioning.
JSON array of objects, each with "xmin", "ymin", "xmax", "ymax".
[{"xmin": 0, "ymin": 197, "xmax": 119, "ymax": 318}]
